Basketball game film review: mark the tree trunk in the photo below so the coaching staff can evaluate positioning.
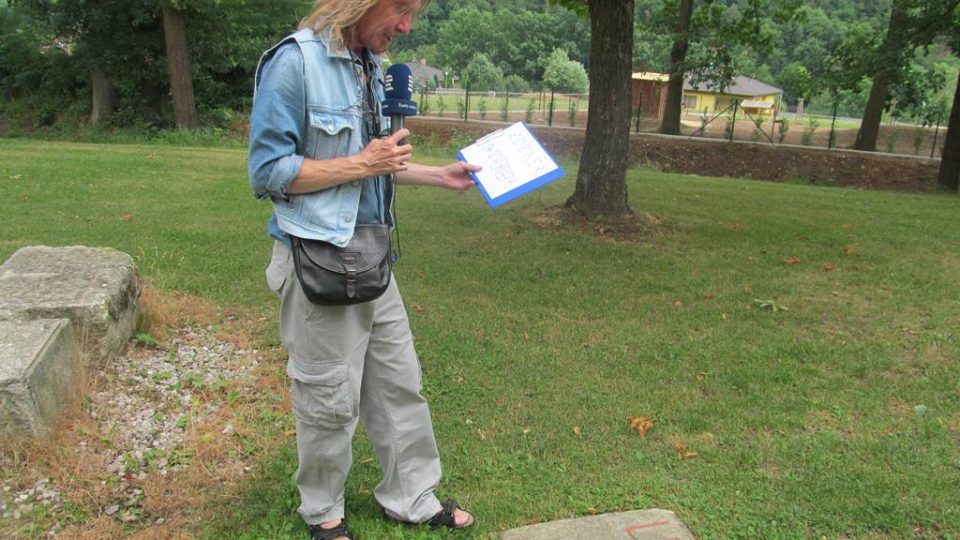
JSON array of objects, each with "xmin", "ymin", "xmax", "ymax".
[
  {"xmin": 564, "ymin": 0, "xmax": 635, "ymax": 219},
  {"xmin": 161, "ymin": 1, "xmax": 198, "ymax": 129},
  {"xmin": 854, "ymin": 4, "xmax": 907, "ymax": 152},
  {"xmin": 658, "ymin": 0, "xmax": 694, "ymax": 135},
  {"xmin": 89, "ymin": 69, "xmax": 115, "ymax": 125},
  {"xmin": 937, "ymin": 70, "xmax": 960, "ymax": 192},
  {"xmin": 567, "ymin": 0, "xmax": 633, "ymax": 219},
  {"xmin": 854, "ymin": 74, "xmax": 890, "ymax": 151}
]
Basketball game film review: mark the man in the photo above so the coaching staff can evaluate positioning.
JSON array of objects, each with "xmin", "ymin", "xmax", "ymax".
[{"xmin": 247, "ymin": 1, "xmax": 479, "ymax": 538}]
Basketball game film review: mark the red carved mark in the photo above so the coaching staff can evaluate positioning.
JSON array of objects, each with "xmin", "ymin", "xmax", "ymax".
[{"xmin": 624, "ymin": 520, "xmax": 671, "ymax": 539}]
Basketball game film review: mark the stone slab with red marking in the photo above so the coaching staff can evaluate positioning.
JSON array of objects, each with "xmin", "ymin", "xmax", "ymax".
[{"xmin": 500, "ymin": 508, "xmax": 695, "ymax": 540}]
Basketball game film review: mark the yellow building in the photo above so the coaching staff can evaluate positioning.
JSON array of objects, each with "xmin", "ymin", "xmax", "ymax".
[
  {"xmin": 631, "ymin": 73, "xmax": 783, "ymax": 119},
  {"xmin": 683, "ymin": 75, "xmax": 783, "ymax": 117}
]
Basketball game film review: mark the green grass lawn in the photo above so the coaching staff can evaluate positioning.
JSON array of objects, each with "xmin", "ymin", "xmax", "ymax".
[{"xmin": 1, "ymin": 138, "xmax": 958, "ymax": 539}]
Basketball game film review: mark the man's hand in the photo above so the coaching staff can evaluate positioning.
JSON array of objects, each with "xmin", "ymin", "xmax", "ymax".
[
  {"xmin": 434, "ymin": 161, "xmax": 481, "ymax": 191},
  {"xmin": 357, "ymin": 129, "xmax": 413, "ymax": 176}
]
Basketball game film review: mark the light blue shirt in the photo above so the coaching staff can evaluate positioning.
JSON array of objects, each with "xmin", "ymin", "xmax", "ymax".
[{"xmin": 248, "ymin": 28, "xmax": 390, "ymax": 248}]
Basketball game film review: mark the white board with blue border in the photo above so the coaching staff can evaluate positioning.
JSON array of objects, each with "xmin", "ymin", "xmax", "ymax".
[{"xmin": 456, "ymin": 122, "xmax": 565, "ymax": 208}]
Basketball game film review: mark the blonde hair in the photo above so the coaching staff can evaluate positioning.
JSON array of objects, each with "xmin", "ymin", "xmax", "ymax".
[{"xmin": 299, "ymin": 0, "xmax": 429, "ymax": 50}]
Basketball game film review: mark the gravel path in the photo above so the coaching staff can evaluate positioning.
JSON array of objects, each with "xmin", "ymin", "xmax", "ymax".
[{"xmin": 0, "ymin": 327, "xmax": 260, "ymax": 535}]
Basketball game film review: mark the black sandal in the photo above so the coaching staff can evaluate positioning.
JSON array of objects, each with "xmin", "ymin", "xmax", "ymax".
[
  {"xmin": 427, "ymin": 498, "xmax": 475, "ymax": 530},
  {"xmin": 308, "ymin": 519, "xmax": 354, "ymax": 540}
]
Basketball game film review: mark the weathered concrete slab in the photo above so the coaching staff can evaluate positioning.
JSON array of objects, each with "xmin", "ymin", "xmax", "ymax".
[
  {"xmin": 0, "ymin": 246, "xmax": 139, "ymax": 367},
  {"xmin": 0, "ymin": 319, "xmax": 78, "ymax": 437},
  {"xmin": 501, "ymin": 509, "xmax": 695, "ymax": 540}
]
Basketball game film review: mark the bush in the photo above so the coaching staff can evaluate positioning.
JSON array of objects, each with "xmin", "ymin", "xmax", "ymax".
[
  {"xmin": 776, "ymin": 119, "xmax": 790, "ymax": 143},
  {"xmin": 419, "ymin": 92, "xmax": 431, "ymax": 114},
  {"xmin": 912, "ymin": 126, "xmax": 925, "ymax": 155},
  {"xmin": 886, "ymin": 128, "xmax": 899, "ymax": 154},
  {"xmin": 751, "ymin": 116, "xmax": 764, "ymax": 142},
  {"xmin": 801, "ymin": 117, "xmax": 820, "ymax": 146}
]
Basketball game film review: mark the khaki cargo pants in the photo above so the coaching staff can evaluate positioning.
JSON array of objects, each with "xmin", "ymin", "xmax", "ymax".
[{"xmin": 266, "ymin": 241, "xmax": 443, "ymax": 526}]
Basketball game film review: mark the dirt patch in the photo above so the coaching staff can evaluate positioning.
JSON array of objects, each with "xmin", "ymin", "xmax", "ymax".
[
  {"xmin": 530, "ymin": 205, "xmax": 667, "ymax": 243},
  {"xmin": 409, "ymin": 117, "xmax": 943, "ymax": 193}
]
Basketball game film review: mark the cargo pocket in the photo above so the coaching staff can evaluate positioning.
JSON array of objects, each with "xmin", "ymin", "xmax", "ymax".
[
  {"xmin": 265, "ymin": 242, "xmax": 290, "ymax": 296},
  {"xmin": 290, "ymin": 366, "xmax": 353, "ymax": 429}
]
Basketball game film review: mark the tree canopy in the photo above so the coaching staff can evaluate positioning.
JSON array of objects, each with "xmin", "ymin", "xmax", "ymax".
[{"xmin": 0, "ymin": 0, "xmax": 957, "ymax": 133}]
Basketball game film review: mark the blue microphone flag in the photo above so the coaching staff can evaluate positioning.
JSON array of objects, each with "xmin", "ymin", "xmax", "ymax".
[{"xmin": 383, "ymin": 63, "xmax": 418, "ymax": 117}]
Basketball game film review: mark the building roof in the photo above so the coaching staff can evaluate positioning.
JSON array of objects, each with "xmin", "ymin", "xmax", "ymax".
[
  {"xmin": 740, "ymin": 99, "xmax": 776, "ymax": 109},
  {"xmin": 684, "ymin": 75, "xmax": 782, "ymax": 97},
  {"xmin": 631, "ymin": 72, "xmax": 782, "ymax": 97},
  {"xmin": 632, "ymin": 72, "xmax": 669, "ymax": 82},
  {"xmin": 404, "ymin": 61, "xmax": 445, "ymax": 82}
]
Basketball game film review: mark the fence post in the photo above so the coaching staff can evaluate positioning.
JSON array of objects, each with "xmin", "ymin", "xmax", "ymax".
[
  {"xmin": 931, "ymin": 113, "xmax": 942, "ymax": 158},
  {"xmin": 548, "ymin": 90, "xmax": 555, "ymax": 127},
  {"xmin": 464, "ymin": 83, "xmax": 470, "ymax": 122},
  {"xmin": 729, "ymin": 100, "xmax": 739, "ymax": 142},
  {"xmin": 828, "ymin": 102, "xmax": 839, "ymax": 149},
  {"xmin": 635, "ymin": 94, "xmax": 643, "ymax": 133},
  {"xmin": 770, "ymin": 100, "xmax": 779, "ymax": 142},
  {"xmin": 504, "ymin": 92, "xmax": 510, "ymax": 122}
]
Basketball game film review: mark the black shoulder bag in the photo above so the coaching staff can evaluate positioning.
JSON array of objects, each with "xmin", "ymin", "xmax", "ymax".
[{"xmin": 291, "ymin": 220, "xmax": 392, "ymax": 306}]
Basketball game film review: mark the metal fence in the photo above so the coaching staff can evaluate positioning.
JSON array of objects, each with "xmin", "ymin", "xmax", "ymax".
[
  {"xmin": 416, "ymin": 88, "xmax": 588, "ymax": 128},
  {"xmin": 415, "ymin": 91, "xmax": 946, "ymax": 158}
]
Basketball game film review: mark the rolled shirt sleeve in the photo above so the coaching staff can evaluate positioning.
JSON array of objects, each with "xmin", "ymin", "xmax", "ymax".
[{"xmin": 248, "ymin": 44, "xmax": 307, "ymax": 202}]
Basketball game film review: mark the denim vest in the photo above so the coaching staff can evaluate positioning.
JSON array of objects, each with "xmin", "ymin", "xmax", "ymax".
[{"xmin": 252, "ymin": 28, "xmax": 388, "ymax": 247}]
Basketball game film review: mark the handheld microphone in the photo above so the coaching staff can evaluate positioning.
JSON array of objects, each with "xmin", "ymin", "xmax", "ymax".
[{"xmin": 382, "ymin": 63, "xmax": 417, "ymax": 144}]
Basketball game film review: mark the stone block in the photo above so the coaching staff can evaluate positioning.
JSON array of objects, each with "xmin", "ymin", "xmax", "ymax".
[
  {"xmin": 0, "ymin": 319, "xmax": 78, "ymax": 437},
  {"xmin": 501, "ymin": 509, "xmax": 695, "ymax": 540},
  {"xmin": 0, "ymin": 246, "xmax": 139, "ymax": 367}
]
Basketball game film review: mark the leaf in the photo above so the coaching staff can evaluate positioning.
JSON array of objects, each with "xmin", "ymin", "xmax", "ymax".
[
  {"xmin": 783, "ymin": 257, "xmax": 801, "ymax": 265},
  {"xmin": 411, "ymin": 303, "xmax": 425, "ymax": 314},
  {"xmin": 573, "ymin": 426, "xmax": 582, "ymax": 437},
  {"xmin": 914, "ymin": 404, "xmax": 928, "ymax": 418},
  {"xmin": 822, "ymin": 263, "xmax": 839, "ymax": 271},
  {"xmin": 842, "ymin": 246, "xmax": 859, "ymax": 256},
  {"xmin": 674, "ymin": 443, "xmax": 698, "ymax": 459},
  {"xmin": 753, "ymin": 298, "xmax": 789, "ymax": 312},
  {"xmin": 122, "ymin": 213, "xmax": 134, "ymax": 222},
  {"xmin": 628, "ymin": 416, "xmax": 654, "ymax": 438}
]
